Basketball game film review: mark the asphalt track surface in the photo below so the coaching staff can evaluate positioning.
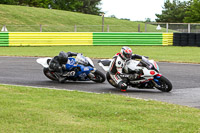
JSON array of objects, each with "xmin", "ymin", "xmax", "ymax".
[{"xmin": 0, "ymin": 56, "xmax": 200, "ymax": 109}]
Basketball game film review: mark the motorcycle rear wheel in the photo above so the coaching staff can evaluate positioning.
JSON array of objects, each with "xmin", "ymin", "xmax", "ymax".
[
  {"xmin": 155, "ymin": 76, "xmax": 172, "ymax": 92},
  {"xmin": 43, "ymin": 68, "xmax": 58, "ymax": 81},
  {"xmin": 91, "ymin": 70, "xmax": 105, "ymax": 83}
]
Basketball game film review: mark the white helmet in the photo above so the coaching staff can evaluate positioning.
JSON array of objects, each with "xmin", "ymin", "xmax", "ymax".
[{"xmin": 120, "ymin": 46, "xmax": 132, "ymax": 60}]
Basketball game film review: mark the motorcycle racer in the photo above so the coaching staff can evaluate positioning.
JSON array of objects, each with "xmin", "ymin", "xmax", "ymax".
[
  {"xmin": 49, "ymin": 51, "xmax": 79, "ymax": 82},
  {"xmin": 109, "ymin": 46, "xmax": 145, "ymax": 92}
]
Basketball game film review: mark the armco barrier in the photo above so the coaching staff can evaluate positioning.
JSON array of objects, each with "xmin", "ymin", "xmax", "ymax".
[
  {"xmin": 163, "ymin": 33, "xmax": 173, "ymax": 46},
  {"xmin": 93, "ymin": 33, "xmax": 164, "ymax": 45},
  {"xmin": 0, "ymin": 32, "xmax": 173, "ymax": 46},
  {"xmin": 0, "ymin": 32, "xmax": 9, "ymax": 46},
  {"xmin": 9, "ymin": 33, "xmax": 93, "ymax": 46}
]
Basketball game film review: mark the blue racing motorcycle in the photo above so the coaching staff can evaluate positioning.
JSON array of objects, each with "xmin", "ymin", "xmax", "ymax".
[{"xmin": 37, "ymin": 53, "xmax": 105, "ymax": 83}]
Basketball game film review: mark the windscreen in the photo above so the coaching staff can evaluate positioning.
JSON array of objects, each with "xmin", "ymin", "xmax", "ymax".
[
  {"xmin": 140, "ymin": 56, "xmax": 153, "ymax": 69},
  {"xmin": 76, "ymin": 54, "xmax": 88, "ymax": 65}
]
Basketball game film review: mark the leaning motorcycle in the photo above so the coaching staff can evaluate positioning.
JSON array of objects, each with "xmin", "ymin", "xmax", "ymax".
[
  {"xmin": 37, "ymin": 53, "xmax": 105, "ymax": 83},
  {"xmin": 98, "ymin": 56, "xmax": 172, "ymax": 92}
]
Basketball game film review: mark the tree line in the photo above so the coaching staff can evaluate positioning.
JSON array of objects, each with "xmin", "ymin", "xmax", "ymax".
[
  {"xmin": 156, "ymin": 0, "xmax": 200, "ymax": 23},
  {"xmin": 1, "ymin": 0, "xmax": 200, "ymax": 22},
  {"xmin": 0, "ymin": 0, "xmax": 102, "ymax": 15}
]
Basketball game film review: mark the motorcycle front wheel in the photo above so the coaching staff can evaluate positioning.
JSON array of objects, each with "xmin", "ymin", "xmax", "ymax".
[
  {"xmin": 155, "ymin": 76, "xmax": 172, "ymax": 92},
  {"xmin": 43, "ymin": 68, "xmax": 58, "ymax": 81},
  {"xmin": 90, "ymin": 70, "xmax": 105, "ymax": 83}
]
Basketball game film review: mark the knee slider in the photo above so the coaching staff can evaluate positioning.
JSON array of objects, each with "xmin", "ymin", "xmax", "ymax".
[{"xmin": 118, "ymin": 81, "xmax": 127, "ymax": 90}]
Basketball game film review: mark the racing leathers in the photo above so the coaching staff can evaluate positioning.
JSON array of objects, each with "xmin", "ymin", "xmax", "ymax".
[
  {"xmin": 49, "ymin": 51, "xmax": 78, "ymax": 82},
  {"xmin": 109, "ymin": 53, "xmax": 143, "ymax": 91}
]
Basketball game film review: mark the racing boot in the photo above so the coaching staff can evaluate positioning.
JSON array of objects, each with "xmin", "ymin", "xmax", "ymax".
[
  {"xmin": 54, "ymin": 72, "xmax": 66, "ymax": 83},
  {"xmin": 58, "ymin": 75, "xmax": 66, "ymax": 83},
  {"xmin": 55, "ymin": 66, "xmax": 66, "ymax": 83}
]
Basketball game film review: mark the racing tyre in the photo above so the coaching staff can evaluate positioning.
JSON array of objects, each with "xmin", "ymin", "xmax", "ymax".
[
  {"xmin": 106, "ymin": 72, "xmax": 118, "ymax": 87},
  {"xmin": 43, "ymin": 68, "xmax": 58, "ymax": 81},
  {"xmin": 155, "ymin": 76, "xmax": 172, "ymax": 92},
  {"xmin": 91, "ymin": 70, "xmax": 105, "ymax": 83}
]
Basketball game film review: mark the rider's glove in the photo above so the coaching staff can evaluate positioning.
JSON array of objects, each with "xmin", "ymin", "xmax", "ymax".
[{"xmin": 61, "ymin": 64, "xmax": 66, "ymax": 70}]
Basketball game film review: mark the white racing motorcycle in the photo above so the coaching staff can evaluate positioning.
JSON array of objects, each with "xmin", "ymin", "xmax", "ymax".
[{"xmin": 98, "ymin": 57, "xmax": 172, "ymax": 92}]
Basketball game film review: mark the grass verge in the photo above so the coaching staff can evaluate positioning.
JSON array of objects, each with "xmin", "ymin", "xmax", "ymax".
[
  {"xmin": 0, "ymin": 84, "xmax": 200, "ymax": 133},
  {"xmin": 0, "ymin": 4, "xmax": 147, "ymax": 32},
  {"xmin": 1, "ymin": 46, "xmax": 200, "ymax": 63}
]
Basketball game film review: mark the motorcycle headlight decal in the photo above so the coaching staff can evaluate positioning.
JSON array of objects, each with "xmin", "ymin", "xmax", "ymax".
[{"xmin": 150, "ymin": 71, "xmax": 155, "ymax": 75}]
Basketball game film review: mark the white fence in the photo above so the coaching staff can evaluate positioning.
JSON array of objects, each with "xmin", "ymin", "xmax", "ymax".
[
  {"xmin": 1, "ymin": 23, "xmax": 200, "ymax": 33},
  {"xmin": 145, "ymin": 23, "xmax": 200, "ymax": 33}
]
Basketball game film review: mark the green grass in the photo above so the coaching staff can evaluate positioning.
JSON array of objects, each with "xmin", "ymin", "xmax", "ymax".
[
  {"xmin": 1, "ymin": 46, "xmax": 200, "ymax": 63},
  {"xmin": 0, "ymin": 4, "xmax": 167, "ymax": 32},
  {"xmin": 0, "ymin": 84, "xmax": 199, "ymax": 133},
  {"xmin": 0, "ymin": 4, "xmax": 199, "ymax": 132}
]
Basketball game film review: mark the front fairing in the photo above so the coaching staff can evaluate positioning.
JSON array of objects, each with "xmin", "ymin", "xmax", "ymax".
[
  {"xmin": 76, "ymin": 64, "xmax": 94, "ymax": 75},
  {"xmin": 148, "ymin": 60, "xmax": 160, "ymax": 72},
  {"xmin": 65, "ymin": 57, "xmax": 94, "ymax": 80},
  {"xmin": 75, "ymin": 64, "xmax": 94, "ymax": 80},
  {"xmin": 125, "ymin": 59, "xmax": 160, "ymax": 81}
]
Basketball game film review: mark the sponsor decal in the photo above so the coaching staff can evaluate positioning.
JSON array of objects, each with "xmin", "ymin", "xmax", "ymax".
[
  {"xmin": 84, "ymin": 67, "xmax": 89, "ymax": 71},
  {"xmin": 150, "ymin": 71, "xmax": 155, "ymax": 75},
  {"xmin": 70, "ymin": 59, "xmax": 75, "ymax": 65},
  {"xmin": 79, "ymin": 73, "xmax": 87, "ymax": 78}
]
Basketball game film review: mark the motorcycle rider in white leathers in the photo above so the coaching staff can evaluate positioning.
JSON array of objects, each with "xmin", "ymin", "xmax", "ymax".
[{"xmin": 109, "ymin": 46, "xmax": 145, "ymax": 92}]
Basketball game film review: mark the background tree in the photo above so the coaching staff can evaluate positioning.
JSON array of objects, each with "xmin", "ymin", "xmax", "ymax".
[
  {"xmin": 77, "ymin": 0, "xmax": 101, "ymax": 15},
  {"xmin": 0, "ymin": 0, "xmax": 102, "ymax": 15},
  {"xmin": 145, "ymin": 18, "xmax": 151, "ymax": 22},
  {"xmin": 155, "ymin": 0, "xmax": 188, "ymax": 22},
  {"xmin": 109, "ymin": 15, "xmax": 117, "ymax": 18},
  {"xmin": 184, "ymin": 0, "xmax": 200, "ymax": 23},
  {"xmin": 0, "ymin": 0, "xmax": 52, "ymax": 8},
  {"xmin": 51, "ymin": 0, "xmax": 83, "ymax": 12},
  {"xmin": 52, "ymin": 0, "xmax": 102, "ymax": 15},
  {"xmin": 0, "ymin": 0, "xmax": 17, "ymax": 5}
]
